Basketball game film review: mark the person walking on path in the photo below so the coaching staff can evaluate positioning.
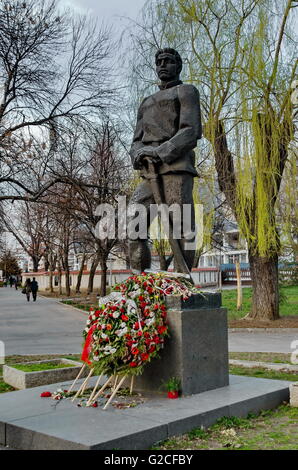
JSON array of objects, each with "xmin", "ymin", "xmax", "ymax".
[
  {"xmin": 24, "ymin": 278, "xmax": 32, "ymax": 302},
  {"xmin": 31, "ymin": 277, "xmax": 39, "ymax": 302}
]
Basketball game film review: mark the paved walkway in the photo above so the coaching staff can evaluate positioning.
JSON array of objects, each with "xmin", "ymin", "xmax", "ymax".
[
  {"xmin": 229, "ymin": 329, "xmax": 298, "ymax": 353},
  {"xmin": 0, "ymin": 287, "xmax": 87, "ymax": 356},
  {"xmin": 1, "ymin": 286, "xmax": 298, "ymax": 356}
]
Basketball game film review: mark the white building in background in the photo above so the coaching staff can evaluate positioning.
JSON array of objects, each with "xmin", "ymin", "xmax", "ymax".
[{"xmin": 198, "ymin": 221, "xmax": 249, "ymax": 268}]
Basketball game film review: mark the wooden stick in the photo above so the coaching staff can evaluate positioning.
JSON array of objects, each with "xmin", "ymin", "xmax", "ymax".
[
  {"xmin": 71, "ymin": 368, "xmax": 93, "ymax": 401},
  {"xmin": 112, "ymin": 375, "xmax": 118, "ymax": 391},
  {"xmin": 236, "ymin": 260, "xmax": 243, "ymax": 310},
  {"xmin": 130, "ymin": 375, "xmax": 135, "ymax": 395},
  {"xmin": 92, "ymin": 375, "xmax": 113, "ymax": 402},
  {"xmin": 103, "ymin": 375, "xmax": 127, "ymax": 410},
  {"xmin": 86, "ymin": 373, "xmax": 103, "ymax": 406},
  {"xmin": 68, "ymin": 364, "xmax": 86, "ymax": 393},
  {"xmin": 81, "ymin": 368, "xmax": 94, "ymax": 395}
]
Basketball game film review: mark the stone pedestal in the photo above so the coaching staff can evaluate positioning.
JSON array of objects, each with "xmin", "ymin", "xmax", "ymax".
[{"xmin": 135, "ymin": 292, "xmax": 229, "ymax": 396}]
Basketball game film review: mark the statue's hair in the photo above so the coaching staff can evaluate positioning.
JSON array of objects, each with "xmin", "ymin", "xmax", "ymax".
[{"xmin": 155, "ymin": 48, "xmax": 183, "ymax": 74}]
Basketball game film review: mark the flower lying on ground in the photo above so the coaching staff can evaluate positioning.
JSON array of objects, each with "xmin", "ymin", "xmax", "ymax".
[{"xmin": 81, "ymin": 272, "xmax": 197, "ymax": 376}]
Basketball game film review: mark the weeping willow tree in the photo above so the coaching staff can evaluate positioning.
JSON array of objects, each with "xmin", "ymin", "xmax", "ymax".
[{"xmin": 127, "ymin": 0, "xmax": 298, "ymax": 320}]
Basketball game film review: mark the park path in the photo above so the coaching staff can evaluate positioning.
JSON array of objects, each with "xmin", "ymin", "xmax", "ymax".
[
  {"xmin": 0, "ymin": 287, "xmax": 87, "ymax": 355},
  {"xmin": 0, "ymin": 286, "xmax": 297, "ymax": 356}
]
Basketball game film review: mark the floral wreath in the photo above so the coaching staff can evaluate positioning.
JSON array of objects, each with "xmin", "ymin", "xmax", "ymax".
[{"xmin": 81, "ymin": 272, "xmax": 196, "ymax": 377}]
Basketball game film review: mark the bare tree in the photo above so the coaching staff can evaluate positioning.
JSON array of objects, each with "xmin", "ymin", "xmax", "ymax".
[{"xmin": 0, "ymin": 0, "xmax": 114, "ymax": 202}]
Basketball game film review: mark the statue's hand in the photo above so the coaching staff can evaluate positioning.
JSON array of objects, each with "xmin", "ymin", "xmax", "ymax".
[
  {"xmin": 133, "ymin": 153, "xmax": 145, "ymax": 169},
  {"xmin": 134, "ymin": 147, "xmax": 162, "ymax": 169}
]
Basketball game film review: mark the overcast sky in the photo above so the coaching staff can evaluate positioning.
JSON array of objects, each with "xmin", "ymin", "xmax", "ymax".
[{"xmin": 59, "ymin": 0, "xmax": 147, "ymax": 26}]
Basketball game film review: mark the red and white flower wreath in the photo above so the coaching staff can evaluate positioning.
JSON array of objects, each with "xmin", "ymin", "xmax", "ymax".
[{"xmin": 81, "ymin": 272, "xmax": 195, "ymax": 376}]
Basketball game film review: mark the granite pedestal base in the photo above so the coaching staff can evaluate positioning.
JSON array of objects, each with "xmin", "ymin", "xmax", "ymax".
[{"xmin": 135, "ymin": 292, "xmax": 229, "ymax": 395}]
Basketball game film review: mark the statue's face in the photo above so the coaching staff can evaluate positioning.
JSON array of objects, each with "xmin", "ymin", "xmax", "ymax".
[{"xmin": 156, "ymin": 53, "xmax": 178, "ymax": 82}]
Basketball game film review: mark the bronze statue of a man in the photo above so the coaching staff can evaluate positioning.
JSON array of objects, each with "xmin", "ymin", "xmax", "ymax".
[{"xmin": 128, "ymin": 48, "xmax": 202, "ymax": 272}]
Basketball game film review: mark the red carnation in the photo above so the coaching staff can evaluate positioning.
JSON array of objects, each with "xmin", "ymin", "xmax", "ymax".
[
  {"xmin": 129, "ymin": 362, "xmax": 137, "ymax": 367},
  {"xmin": 144, "ymin": 332, "xmax": 150, "ymax": 338},
  {"xmin": 157, "ymin": 325, "xmax": 167, "ymax": 335},
  {"xmin": 141, "ymin": 353, "xmax": 149, "ymax": 362},
  {"xmin": 138, "ymin": 295, "xmax": 145, "ymax": 301},
  {"xmin": 153, "ymin": 304, "xmax": 159, "ymax": 310},
  {"xmin": 137, "ymin": 330, "xmax": 143, "ymax": 337},
  {"xmin": 40, "ymin": 391, "xmax": 52, "ymax": 398},
  {"xmin": 147, "ymin": 287, "xmax": 153, "ymax": 294},
  {"xmin": 160, "ymin": 305, "xmax": 166, "ymax": 311},
  {"xmin": 121, "ymin": 315, "xmax": 129, "ymax": 321},
  {"xmin": 120, "ymin": 308, "xmax": 126, "ymax": 313},
  {"xmin": 132, "ymin": 348, "xmax": 139, "ymax": 355},
  {"xmin": 92, "ymin": 402, "xmax": 98, "ymax": 408},
  {"xmin": 140, "ymin": 302, "xmax": 147, "ymax": 309},
  {"xmin": 149, "ymin": 346, "xmax": 155, "ymax": 353}
]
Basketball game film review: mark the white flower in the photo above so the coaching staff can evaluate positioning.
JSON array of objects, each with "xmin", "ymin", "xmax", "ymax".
[
  {"xmin": 93, "ymin": 356, "xmax": 99, "ymax": 361},
  {"xmin": 101, "ymin": 324, "xmax": 106, "ymax": 330},
  {"xmin": 86, "ymin": 320, "xmax": 91, "ymax": 325},
  {"xmin": 110, "ymin": 348, "xmax": 117, "ymax": 354},
  {"xmin": 116, "ymin": 327, "xmax": 128, "ymax": 337},
  {"xmin": 145, "ymin": 318, "xmax": 155, "ymax": 326},
  {"xmin": 120, "ymin": 322, "xmax": 127, "ymax": 328},
  {"xmin": 91, "ymin": 315, "xmax": 96, "ymax": 320},
  {"xmin": 101, "ymin": 333, "xmax": 108, "ymax": 339},
  {"xmin": 112, "ymin": 311, "xmax": 120, "ymax": 319},
  {"xmin": 84, "ymin": 327, "xmax": 89, "ymax": 333}
]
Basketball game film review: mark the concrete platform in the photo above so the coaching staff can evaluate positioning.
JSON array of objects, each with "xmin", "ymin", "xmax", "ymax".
[{"xmin": 0, "ymin": 375, "xmax": 291, "ymax": 450}]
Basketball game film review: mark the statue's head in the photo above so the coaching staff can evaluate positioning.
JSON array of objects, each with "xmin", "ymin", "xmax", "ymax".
[{"xmin": 155, "ymin": 48, "xmax": 182, "ymax": 83}]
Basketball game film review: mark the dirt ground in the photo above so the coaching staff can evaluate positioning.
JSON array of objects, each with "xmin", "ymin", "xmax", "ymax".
[{"xmin": 229, "ymin": 316, "xmax": 298, "ymax": 328}]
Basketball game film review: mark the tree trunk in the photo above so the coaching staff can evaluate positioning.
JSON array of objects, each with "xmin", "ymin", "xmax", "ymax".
[
  {"xmin": 100, "ymin": 259, "xmax": 108, "ymax": 297},
  {"xmin": 49, "ymin": 270, "xmax": 53, "ymax": 293},
  {"xmin": 44, "ymin": 255, "xmax": 49, "ymax": 272},
  {"xmin": 88, "ymin": 254, "xmax": 100, "ymax": 294},
  {"xmin": 32, "ymin": 255, "xmax": 39, "ymax": 272},
  {"xmin": 76, "ymin": 253, "xmax": 86, "ymax": 293},
  {"xmin": 248, "ymin": 251, "xmax": 279, "ymax": 320},
  {"xmin": 65, "ymin": 262, "xmax": 71, "ymax": 297},
  {"xmin": 57, "ymin": 263, "xmax": 63, "ymax": 296}
]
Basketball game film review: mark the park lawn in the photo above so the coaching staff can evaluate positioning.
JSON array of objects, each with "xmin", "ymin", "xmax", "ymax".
[
  {"xmin": 229, "ymin": 352, "xmax": 292, "ymax": 364},
  {"xmin": 229, "ymin": 366, "xmax": 298, "ymax": 381},
  {"xmin": 11, "ymin": 362, "xmax": 76, "ymax": 373},
  {"xmin": 152, "ymin": 404, "xmax": 298, "ymax": 450},
  {"xmin": 153, "ymin": 367, "xmax": 298, "ymax": 450},
  {"xmin": 222, "ymin": 285, "xmax": 298, "ymax": 320},
  {"xmin": 0, "ymin": 354, "xmax": 81, "ymax": 377}
]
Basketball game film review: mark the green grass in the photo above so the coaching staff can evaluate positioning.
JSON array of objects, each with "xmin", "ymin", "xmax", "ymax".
[
  {"xmin": 0, "ymin": 354, "xmax": 81, "ymax": 377},
  {"xmin": 153, "ymin": 404, "xmax": 298, "ymax": 450},
  {"xmin": 62, "ymin": 300, "xmax": 91, "ymax": 312},
  {"xmin": 11, "ymin": 362, "xmax": 76, "ymax": 372},
  {"xmin": 0, "ymin": 381, "xmax": 15, "ymax": 394},
  {"xmin": 229, "ymin": 366, "xmax": 298, "ymax": 381},
  {"xmin": 222, "ymin": 285, "xmax": 298, "ymax": 320},
  {"xmin": 229, "ymin": 352, "xmax": 292, "ymax": 364}
]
